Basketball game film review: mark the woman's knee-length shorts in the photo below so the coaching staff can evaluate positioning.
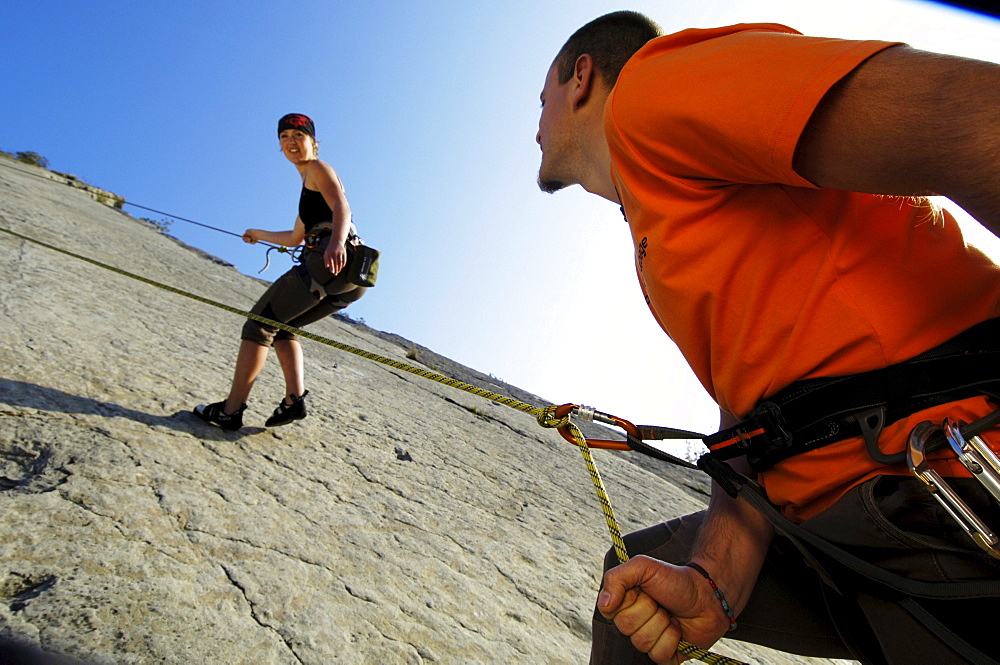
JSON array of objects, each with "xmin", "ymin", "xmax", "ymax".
[{"xmin": 241, "ymin": 247, "xmax": 366, "ymax": 346}]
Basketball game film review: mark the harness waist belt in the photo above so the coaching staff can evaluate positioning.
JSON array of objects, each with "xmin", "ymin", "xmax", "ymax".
[
  {"xmin": 706, "ymin": 318, "xmax": 1000, "ymax": 471},
  {"xmin": 303, "ymin": 221, "xmax": 360, "ymax": 249}
]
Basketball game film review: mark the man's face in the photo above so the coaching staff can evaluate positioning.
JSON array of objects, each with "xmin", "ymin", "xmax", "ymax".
[{"xmin": 536, "ymin": 61, "xmax": 574, "ymax": 193}]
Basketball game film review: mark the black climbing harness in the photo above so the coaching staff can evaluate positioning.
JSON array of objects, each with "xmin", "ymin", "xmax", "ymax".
[
  {"xmin": 694, "ymin": 317, "xmax": 1000, "ymax": 559},
  {"xmin": 299, "ymin": 221, "xmax": 380, "ymax": 295},
  {"xmin": 704, "ymin": 316, "xmax": 1000, "ymax": 472}
]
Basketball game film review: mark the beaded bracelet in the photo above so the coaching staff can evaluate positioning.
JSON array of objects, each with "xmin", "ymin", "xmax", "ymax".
[{"xmin": 685, "ymin": 562, "xmax": 738, "ymax": 632}]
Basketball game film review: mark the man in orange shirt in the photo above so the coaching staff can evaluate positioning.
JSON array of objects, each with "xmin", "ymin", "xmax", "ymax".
[{"xmin": 537, "ymin": 10, "xmax": 1000, "ymax": 664}]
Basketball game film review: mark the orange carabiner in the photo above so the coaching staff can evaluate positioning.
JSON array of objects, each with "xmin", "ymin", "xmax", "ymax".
[
  {"xmin": 551, "ymin": 404, "xmax": 706, "ymax": 470},
  {"xmin": 553, "ymin": 403, "xmax": 634, "ymax": 451}
]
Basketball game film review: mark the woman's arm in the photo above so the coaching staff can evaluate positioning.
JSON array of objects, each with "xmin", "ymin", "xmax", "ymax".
[
  {"xmin": 306, "ymin": 159, "xmax": 353, "ymax": 275},
  {"xmin": 243, "ymin": 217, "xmax": 306, "ymax": 247}
]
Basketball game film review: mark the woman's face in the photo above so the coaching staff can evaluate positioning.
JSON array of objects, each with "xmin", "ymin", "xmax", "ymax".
[{"xmin": 279, "ymin": 129, "xmax": 317, "ymax": 163}]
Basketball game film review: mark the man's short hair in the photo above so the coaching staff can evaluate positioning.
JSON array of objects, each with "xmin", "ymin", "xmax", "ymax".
[{"xmin": 555, "ymin": 11, "xmax": 662, "ymax": 87}]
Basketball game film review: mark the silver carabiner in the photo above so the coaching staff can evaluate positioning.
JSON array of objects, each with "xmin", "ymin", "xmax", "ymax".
[
  {"xmin": 907, "ymin": 421, "xmax": 1000, "ymax": 559},
  {"xmin": 943, "ymin": 418, "xmax": 1000, "ymax": 502}
]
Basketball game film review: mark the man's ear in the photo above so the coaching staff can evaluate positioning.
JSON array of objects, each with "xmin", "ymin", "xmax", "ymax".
[{"xmin": 572, "ymin": 53, "xmax": 596, "ymax": 107}]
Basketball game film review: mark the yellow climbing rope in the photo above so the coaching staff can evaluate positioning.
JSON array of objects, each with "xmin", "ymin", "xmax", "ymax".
[
  {"xmin": 0, "ymin": 223, "xmax": 745, "ymax": 665},
  {"xmin": 537, "ymin": 406, "xmax": 630, "ymax": 563}
]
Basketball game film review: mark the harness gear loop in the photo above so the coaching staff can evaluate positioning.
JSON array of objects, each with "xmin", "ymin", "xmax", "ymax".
[{"xmin": 857, "ymin": 405, "xmax": 903, "ymax": 465}]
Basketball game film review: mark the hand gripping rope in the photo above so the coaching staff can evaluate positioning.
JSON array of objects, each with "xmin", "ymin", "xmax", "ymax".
[
  {"xmin": 0, "ymin": 222, "xmax": 745, "ymax": 665},
  {"xmin": 539, "ymin": 405, "xmax": 743, "ymax": 665}
]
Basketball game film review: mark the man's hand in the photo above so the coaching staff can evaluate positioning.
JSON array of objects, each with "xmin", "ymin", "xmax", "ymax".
[{"xmin": 598, "ymin": 556, "xmax": 731, "ymax": 664}]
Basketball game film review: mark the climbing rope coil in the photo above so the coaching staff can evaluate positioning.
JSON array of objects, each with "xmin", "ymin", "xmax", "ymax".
[{"xmin": 0, "ymin": 206, "xmax": 744, "ymax": 664}]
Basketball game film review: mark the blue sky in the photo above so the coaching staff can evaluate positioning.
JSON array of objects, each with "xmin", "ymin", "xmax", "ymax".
[{"xmin": 3, "ymin": 1, "xmax": 998, "ymax": 450}]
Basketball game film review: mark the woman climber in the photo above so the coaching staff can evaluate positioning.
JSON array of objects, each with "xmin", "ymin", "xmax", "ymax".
[{"xmin": 194, "ymin": 113, "xmax": 367, "ymax": 431}]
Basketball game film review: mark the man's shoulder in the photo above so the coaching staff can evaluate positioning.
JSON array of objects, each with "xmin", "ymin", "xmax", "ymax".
[
  {"xmin": 635, "ymin": 23, "xmax": 801, "ymax": 60},
  {"xmin": 612, "ymin": 23, "xmax": 802, "ymax": 105}
]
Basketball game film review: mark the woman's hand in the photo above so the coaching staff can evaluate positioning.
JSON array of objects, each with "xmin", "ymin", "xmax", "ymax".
[
  {"xmin": 597, "ymin": 556, "xmax": 732, "ymax": 664},
  {"xmin": 240, "ymin": 220, "xmax": 305, "ymax": 248},
  {"xmin": 324, "ymin": 242, "xmax": 347, "ymax": 275}
]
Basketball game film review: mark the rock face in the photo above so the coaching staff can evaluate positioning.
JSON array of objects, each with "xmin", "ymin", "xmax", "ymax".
[{"xmin": 0, "ymin": 158, "xmax": 851, "ymax": 664}]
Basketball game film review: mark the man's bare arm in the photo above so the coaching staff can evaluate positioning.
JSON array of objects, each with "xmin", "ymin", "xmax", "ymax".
[{"xmin": 793, "ymin": 45, "xmax": 1000, "ymax": 233}]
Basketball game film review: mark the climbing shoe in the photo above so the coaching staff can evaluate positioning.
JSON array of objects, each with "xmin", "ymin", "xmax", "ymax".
[
  {"xmin": 265, "ymin": 391, "xmax": 309, "ymax": 428},
  {"xmin": 193, "ymin": 400, "xmax": 246, "ymax": 431}
]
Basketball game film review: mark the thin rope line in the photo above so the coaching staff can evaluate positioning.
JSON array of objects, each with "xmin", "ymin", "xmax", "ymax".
[{"xmin": 0, "ymin": 158, "xmax": 281, "ymax": 248}]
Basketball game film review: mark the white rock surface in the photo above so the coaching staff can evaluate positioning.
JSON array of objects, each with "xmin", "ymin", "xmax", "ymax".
[{"xmin": 0, "ymin": 157, "xmax": 853, "ymax": 664}]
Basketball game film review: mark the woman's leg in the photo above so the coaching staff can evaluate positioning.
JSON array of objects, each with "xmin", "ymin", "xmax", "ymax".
[
  {"xmin": 273, "ymin": 286, "xmax": 368, "ymax": 405},
  {"xmin": 224, "ymin": 340, "xmax": 270, "ymax": 413},
  {"xmin": 273, "ymin": 338, "xmax": 305, "ymax": 402},
  {"xmin": 234, "ymin": 262, "xmax": 367, "ymax": 414}
]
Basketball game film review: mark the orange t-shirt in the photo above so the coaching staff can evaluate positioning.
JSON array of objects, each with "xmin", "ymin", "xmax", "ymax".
[{"xmin": 605, "ymin": 24, "xmax": 1000, "ymax": 521}]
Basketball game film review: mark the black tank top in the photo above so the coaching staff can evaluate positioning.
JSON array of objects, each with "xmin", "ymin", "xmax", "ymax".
[{"xmin": 298, "ymin": 187, "xmax": 332, "ymax": 233}]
